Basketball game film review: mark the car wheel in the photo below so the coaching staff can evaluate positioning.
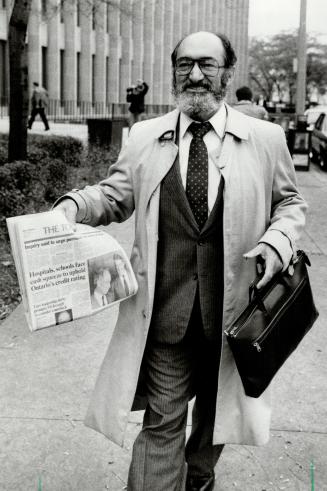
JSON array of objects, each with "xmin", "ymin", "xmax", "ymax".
[
  {"xmin": 318, "ymin": 149, "xmax": 327, "ymax": 171},
  {"xmin": 310, "ymin": 148, "xmax": 318, "ymax": 163}
]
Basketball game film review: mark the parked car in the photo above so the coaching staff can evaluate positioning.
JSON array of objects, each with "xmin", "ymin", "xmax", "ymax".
[
  {"xmin": 305, "ymin": 105, "xmax": 327, "ymax": 126},
  {"xmin": 310, "ymin": 111, "xmax": 327, "ymax": 170}
]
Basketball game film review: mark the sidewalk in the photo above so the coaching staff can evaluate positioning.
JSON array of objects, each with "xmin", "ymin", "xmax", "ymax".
[
  {"xmin": 1, "ymin": 166, "xmax": 327, "ymax": 490},
  {"xmin": 0, "ymin": 117, "xmax": 88, "ymax": 143}
]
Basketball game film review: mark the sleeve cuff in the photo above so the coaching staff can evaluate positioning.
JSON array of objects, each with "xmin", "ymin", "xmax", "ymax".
[
  {"xmin": 52, "ymin": 191, "xmax": 88, "ymax": 223},
  {"xmin": 259, "ymin": 229, "xmax": 293, "ymax": 271}
]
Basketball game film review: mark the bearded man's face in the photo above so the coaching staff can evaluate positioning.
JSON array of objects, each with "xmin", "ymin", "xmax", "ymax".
[
  {"xmin": 172, "ymin": 72, "xmax": 230, "ymax": 120},
  {"xmin": 171, "ymin": 32, "xmax": 233, "ymax": 121}
]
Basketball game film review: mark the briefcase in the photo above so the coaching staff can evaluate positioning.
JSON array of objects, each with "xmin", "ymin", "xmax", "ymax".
[{"xmin": 224, "ymin": 250, "xmax": 319, "ymax": 398}]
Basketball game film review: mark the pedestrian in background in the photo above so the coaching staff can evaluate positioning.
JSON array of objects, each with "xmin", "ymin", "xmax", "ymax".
[
  {"xmin": 233, "ymin": 85, "xmax": 269, "ymax": 120},
  {"xmin": 55, "ymin": 31, "xmax": 306, "ymax": 490},
  {"xmin": 28, "ymin": 82, "xmax": 50, "ymax": 131},
  {"xmin": 126, "ymin": 79, "xmax": 149, "ymax": 128}
]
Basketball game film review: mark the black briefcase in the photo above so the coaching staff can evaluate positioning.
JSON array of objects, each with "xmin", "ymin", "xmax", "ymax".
[{"xmin": 224, "ymin": 250, "xmax": 319, "ymax": 398}]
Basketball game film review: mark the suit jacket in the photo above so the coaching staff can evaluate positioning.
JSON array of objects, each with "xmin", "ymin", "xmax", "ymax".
[
  {"xmin": 91, "ymin": 289, "xmax": 115, "ymax": 309},
  {"xmin": 59, "ymin": 104, "xmax": 307, "ymax": 448},
  {"xmin": 112, "ymin": 275, "xmax": 133, "ymax": 300}
]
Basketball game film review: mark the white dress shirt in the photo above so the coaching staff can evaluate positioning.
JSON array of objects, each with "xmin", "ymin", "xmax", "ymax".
[
  {"xmin": 178, "ymin": 103, "xmax": 227, "ymax": 213},
  {"xmin": 93, "ymin": 290, "xmax": 107, "ymax": 307}
]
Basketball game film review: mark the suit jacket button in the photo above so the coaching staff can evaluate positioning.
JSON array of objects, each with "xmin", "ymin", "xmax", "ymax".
[
  {"xmin": 198, "ymin": 240, "xmax": 204, "ymax": 246},
  {"xmin": 193, "ymin": 273, "xmax": 198, "ymax": 280},
  {"xmin": 142, "ymin": 309, "xmax": 147, "ymax": 318}
]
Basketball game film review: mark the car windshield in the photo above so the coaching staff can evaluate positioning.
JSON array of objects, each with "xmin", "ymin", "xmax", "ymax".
[{"xmin": 306, "ymin": 106, "xmax": 327, "ymax": 125}]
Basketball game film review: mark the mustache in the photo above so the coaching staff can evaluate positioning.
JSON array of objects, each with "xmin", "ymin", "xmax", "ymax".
[{"xmin": 181, "ymin": 81, "xmax": 213, "ymax": 92}]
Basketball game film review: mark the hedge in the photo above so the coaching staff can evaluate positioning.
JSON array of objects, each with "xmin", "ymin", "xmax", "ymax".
[
  {"xmin": 0, "ymin": 133, "xmax": 119, "ymax": 238},
  {"xmin": 0, "ymin": 133, "xmax": 84, "ymax": 167}
]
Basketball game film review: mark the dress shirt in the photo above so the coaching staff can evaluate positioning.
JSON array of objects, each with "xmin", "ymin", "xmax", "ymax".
[
  {"xmin": 94, "ymin": 290, "xmax": 107, "ymax": 307},
  {"xmin": 179, "ymin": 103, "xmax": 226, "ymax": 213}
]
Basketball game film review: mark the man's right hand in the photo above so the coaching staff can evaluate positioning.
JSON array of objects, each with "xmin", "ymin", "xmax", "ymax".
[{"xmin": 55, "ymin": 199, "xmax": 78, "ymax": 228}]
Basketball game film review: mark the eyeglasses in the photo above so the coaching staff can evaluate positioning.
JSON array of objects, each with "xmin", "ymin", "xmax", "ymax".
[{"xmin": 175, "ymin": 57, "xmax": 225, "ymax": 76}]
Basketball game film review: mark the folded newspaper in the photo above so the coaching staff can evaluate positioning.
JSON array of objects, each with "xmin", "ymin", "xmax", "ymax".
[{"xmin": 6, "ymin": 209, "xmax": 138, "ymax": 331}]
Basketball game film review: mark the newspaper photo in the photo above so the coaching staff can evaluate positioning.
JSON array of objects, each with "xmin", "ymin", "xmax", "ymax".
[{"xmin": 6, "ymin": 209, "xmax": 138, "ymax": 331}]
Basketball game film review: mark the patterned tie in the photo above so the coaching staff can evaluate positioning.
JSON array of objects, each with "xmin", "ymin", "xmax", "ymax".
[{"xmin": 186, "ymin": 121, "xmax": 212, "ymax": 229}]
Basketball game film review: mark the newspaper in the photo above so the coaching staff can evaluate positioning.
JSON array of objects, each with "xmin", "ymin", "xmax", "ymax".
[{"xmin": 6, "ymin": 209, "xmax": 138, "ymax": 331}]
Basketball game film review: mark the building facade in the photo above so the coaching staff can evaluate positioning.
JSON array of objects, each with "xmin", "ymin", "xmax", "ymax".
[{"xmin": 0, "ymin": 0, "xmax": 249, "ymax": 116}]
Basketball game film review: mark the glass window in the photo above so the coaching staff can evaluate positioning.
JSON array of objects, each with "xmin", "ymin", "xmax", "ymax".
[
  {"xmin": 77, "ymin": 52, "xmax": 81, "ymax": 105},
  {"xmin": 321, "ymin": 115, "xmax": 327, "ymax": 135},
  {"xmin": 42, "ymin": 46, "xmax": 48, "ymax": 89},
  {"xmin": 60, "ymin": 49, "xmax": 65, "ymax": 104},
  {"xmin": 76, "ymin": 0, "xmax": 80, "ymax": 27}
]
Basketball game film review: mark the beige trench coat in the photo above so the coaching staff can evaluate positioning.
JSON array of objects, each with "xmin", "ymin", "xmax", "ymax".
[{"xmin": 67, "ymin": 105, "xmax": 307, "ymax": 447}]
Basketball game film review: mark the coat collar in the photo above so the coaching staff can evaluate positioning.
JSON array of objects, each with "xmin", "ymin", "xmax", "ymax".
[{"xmin": 156, "ymin": 103, "xmax": 249, "ymax": 142}]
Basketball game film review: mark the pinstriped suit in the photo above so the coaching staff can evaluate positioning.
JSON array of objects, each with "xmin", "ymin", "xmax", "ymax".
[{"xmin": 127, "ymin": 155, "xmax": 224, "ymax": 490}]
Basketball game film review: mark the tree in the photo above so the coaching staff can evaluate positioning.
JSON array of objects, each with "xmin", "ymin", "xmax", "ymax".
[
  {"xmin": 8, "ymin": 0, "xmax": 33, "ymax": 162},
  {"xmin": 249, "ymin": 31, "xmax": 327, "ymax": 105},
  {"xmin": 7, "ymin": 0, "xmax": 128, "ymax": 163}
]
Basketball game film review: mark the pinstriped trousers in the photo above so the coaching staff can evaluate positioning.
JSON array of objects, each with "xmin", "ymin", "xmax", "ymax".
[{"xmin": 127, "ymin": 299, "xmax": 224, "ymax": 491}]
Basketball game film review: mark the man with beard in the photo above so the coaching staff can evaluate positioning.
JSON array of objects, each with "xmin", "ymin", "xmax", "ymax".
[{"xmin": 54, "ymin": 31, "xmax": 306, "ymax": 491}]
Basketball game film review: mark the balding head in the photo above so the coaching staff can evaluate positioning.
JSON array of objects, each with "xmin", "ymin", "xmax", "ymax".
[
  {"xmin": 171, "ymin": 31, "xmax": 237, "ymax": 121},
  {"xmin": 171, "ymin": 31, "xmax": 237, "ymax": 70}
]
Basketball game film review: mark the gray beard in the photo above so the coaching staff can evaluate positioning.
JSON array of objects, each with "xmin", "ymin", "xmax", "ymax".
[{"xmin": 173, "ymin": 83, "xmax": 228, "ymax": 119}]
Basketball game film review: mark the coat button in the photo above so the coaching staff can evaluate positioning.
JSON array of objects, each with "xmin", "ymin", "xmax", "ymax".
[
  {"xmin": 198, "ymin": 240, "xmax": 205, "ymax": 246},
  {"xmin": 142, "ymin": 309, "xmax": 147, "ymax": 318},
  {"xmin": 193, "ymin": 273, "xmax": 198, "ymax": 280}
]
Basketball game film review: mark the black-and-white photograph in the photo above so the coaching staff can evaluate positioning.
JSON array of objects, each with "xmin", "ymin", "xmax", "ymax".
[
  {"xmin": 88, "ymin": 252, "xmax": 135, "ymax": 309},
  {"xmin": 0, "ymin": 0, "xmax": 326, "ymax": 489},
  {"xmin": 55, "ymin": 308, "xmax": 73, "ymax": 325}
]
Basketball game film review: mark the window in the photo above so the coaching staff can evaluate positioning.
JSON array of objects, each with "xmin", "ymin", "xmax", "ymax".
[
  {"xmin": 92, "ymin": 4, "xmax": 96, "ymax": 30},
  {"xmin": 92, "ymin": 54, "xmax": 95, "ymax": 104},
  {"xmin": 322, "ymin": 115, "xmax": 327, "ymax": 136},
  {"xmin": 76, "ymin": 52, "xmax": 81, "ymax": 105},
  {"xmin": 105, "ymin": 56, "xmax": 109, "ymax": 105},
  {"xmin": 76, "ymin": 0, "xmax": 81, "ymax": 27},
  {"xmin": 60, "ymin": 0, "xmax": 64, "ymax": 23},
  {"xmin": 60, "ymin": 49, "xmax": 65, "ymax": 104},
  {"xmin": 41, "ymin": 47, "xmax": 48, "ymax": 89},
  {"xmin": 0, "ymin": 40, "xmax": 7, "ymax": 100},
  {"xmin": 41, "ymin": 0, "xmax": 47, "ymax": 19}
]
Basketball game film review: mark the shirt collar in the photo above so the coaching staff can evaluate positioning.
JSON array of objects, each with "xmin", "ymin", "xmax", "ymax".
[{"xmin": 180, "ymin": 103, "xmax": 227, "ymax": 140}]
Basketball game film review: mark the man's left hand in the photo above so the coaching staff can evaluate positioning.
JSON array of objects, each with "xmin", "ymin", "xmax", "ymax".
[{"xmin": 243, "ymin": 243, "xmax": 283, "ymax": 289}]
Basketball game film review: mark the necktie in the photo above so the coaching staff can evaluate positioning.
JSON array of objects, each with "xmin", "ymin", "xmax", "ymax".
[
  {"xmin": 102, "ymin": 295, "xmax": 106, "ymax": 306},
  {"xmin": 186, "ymin": 121, "xmax": 212, "ymax": 229}
]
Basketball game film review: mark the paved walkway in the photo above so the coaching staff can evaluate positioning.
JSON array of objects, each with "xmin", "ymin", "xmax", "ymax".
[
  {"xmin": 0, "ymin": 117, "xmax": 88, "ymax": 143},
  {"xmin": 1, "ymin": 147, "xmax": 327, "ymax": 489}
]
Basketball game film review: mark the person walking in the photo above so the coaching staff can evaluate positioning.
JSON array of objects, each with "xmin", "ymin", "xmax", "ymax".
[
  {"xmin": 126, "ymin": 79, "xmax": 149, "ymax": 128},
  {"xmin": 28, "ymin": 82, "xmax": 50, "ymax": 131},
  {"xmin": 54, "ymin": 31, "xmax": 306, "ymax": 491},
  {"xmin": 233, "ymin": 85, "xmax": 269, "ymax": 120}
]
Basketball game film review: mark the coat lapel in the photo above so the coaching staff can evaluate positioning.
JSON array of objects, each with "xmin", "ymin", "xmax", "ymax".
[{"xmin": 143, "ymin": 110, "xmax": 180, "ymax": 210}]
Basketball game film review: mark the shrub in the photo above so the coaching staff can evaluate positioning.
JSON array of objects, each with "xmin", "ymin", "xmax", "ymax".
[
  {"xmin": 0, "ymin": 130, "xmax": 120, "ymax": 239},
  {"xmin": 28, "ymin": 134, "xmax": 84, "ymax": 167},
  {"xmin": 0, "ymin": 161, "xmax": 47, "ymax": 233},
  {"xmin": 0, "ymin": 133, "xmax": 84, "ymax": 167},
  {"xmin": 43, "ymin": 159, "xmax": 69, "ymax": 202},
  {"xmin": 82, "ymin": 144, "xmax": 120, "ymax": 183}
]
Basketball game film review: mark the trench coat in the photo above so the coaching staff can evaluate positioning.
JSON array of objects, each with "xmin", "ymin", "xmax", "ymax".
[{"xmin": 66, "ymin": 104, "xmax": 307, "ymax": 447}]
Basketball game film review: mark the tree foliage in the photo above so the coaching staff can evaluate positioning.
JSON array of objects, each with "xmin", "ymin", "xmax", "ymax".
[{"xmin": 249, "ymin": 31, "xmax": 327, "ymax": 103}]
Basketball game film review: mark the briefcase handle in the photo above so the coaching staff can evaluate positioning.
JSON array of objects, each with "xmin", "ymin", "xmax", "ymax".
[
  {"xmin": 248, "ymin": 250, "xmax": 311, "ymax": 315},
  {"xmin": 249, "ymin": 283, "xmax": 268, "ymax": 314}
]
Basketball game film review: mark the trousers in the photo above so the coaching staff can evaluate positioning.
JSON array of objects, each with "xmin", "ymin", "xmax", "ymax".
[
  {"xmin": 127, "ymin": 296, "xmax": 224, "ymax": 491},
  {"xmin": 28, "ymin": 107, "xmax": 50, "ymax": 130}
]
